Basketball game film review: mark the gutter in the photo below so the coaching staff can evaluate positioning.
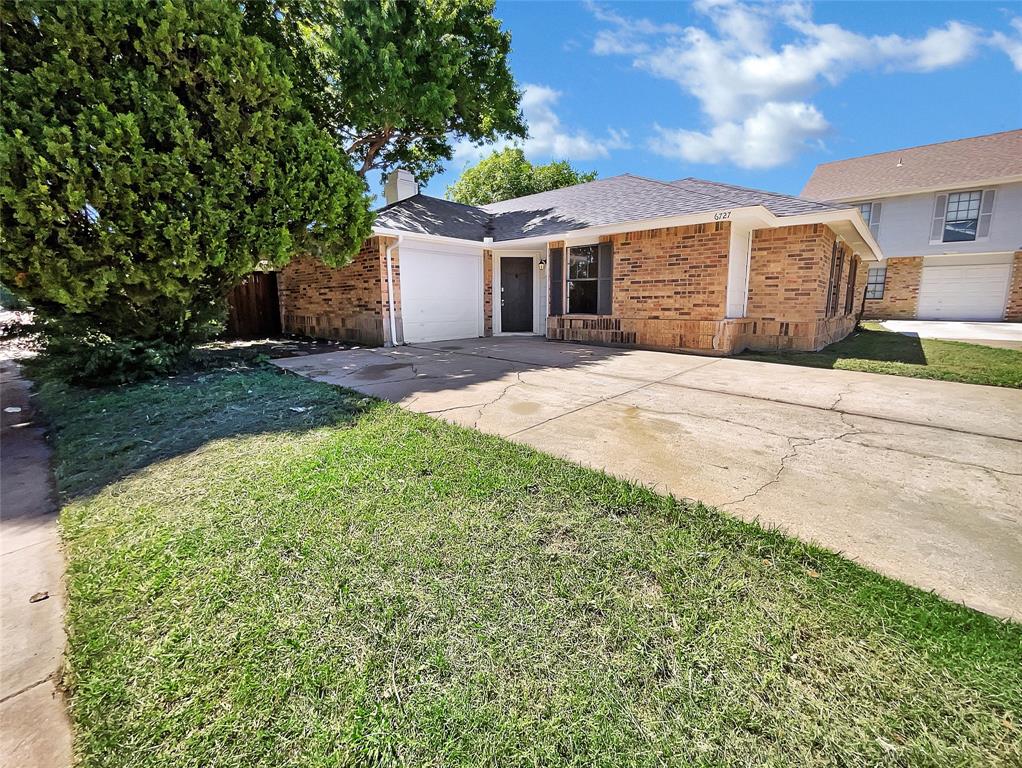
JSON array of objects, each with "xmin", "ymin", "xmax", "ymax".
[
  {"xmin": 384, "ymin": 235, "xmax": 402, "ymax": 347},
  {"xmin": 374, "ymin": 203, "xmax": 885, "ymax": 261}
]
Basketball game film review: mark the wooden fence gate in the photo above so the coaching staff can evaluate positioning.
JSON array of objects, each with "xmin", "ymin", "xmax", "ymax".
[{"xmin": 225, "ymin": 272, "xmax": 281, "ymax": 338}]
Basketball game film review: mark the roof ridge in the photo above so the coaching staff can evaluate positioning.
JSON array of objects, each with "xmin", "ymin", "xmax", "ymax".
[
  {"xmin": 683, "ymin": 177, "xmax": 839, "ymax": 208},
  {"xmin": 479, "ymin": 174, "xmax": 632, "ymax": 211},
  {"xmin": 376, "ymin": 192, "xmax": 488, "ymax": 215},
  {"xmin": 811, "ymin": 128, "xmax": 1022, "ymax": 168}
]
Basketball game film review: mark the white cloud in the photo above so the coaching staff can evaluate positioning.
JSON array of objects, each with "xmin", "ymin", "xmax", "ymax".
[
  {"xmin": 453, "ymin": 83, "xmax": 628, "ymax": 164},
  {"xmin": 651, "ymin": 102, "xmax": 829, "ymax": 169},
  {"xmin": 991, "ymin": 17, "xmax": 1022, "ymax": 71},
  {"xmin": 590, "ymin": 0, "xmax": 987, "ymax": 168}
]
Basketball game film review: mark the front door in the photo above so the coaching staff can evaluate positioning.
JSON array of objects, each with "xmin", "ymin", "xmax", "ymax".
[{"xmin": 500, "ymin": 257, "xmax": 534, "ymax": 332}]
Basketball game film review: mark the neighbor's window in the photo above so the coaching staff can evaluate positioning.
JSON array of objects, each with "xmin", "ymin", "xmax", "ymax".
[
  {"xmin": 943, "ymin": 191, "xmax": 982, "ymax": 242},
  {"xmin": 865, "ymin": 266, "xmax": 886, "ymax": 300},
  {"xmin": 567, "ymin": 245, "xmax": 600, "ymax": 314}
]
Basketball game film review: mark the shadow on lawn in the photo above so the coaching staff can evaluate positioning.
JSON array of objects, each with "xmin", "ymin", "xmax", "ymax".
[
  {"xmin": 38, "ymin": 338, "xmax": 637, "ymax": 501},
  {"xmin": 743, "ymin": 325, "xmax": 928, "ymax": 367}
]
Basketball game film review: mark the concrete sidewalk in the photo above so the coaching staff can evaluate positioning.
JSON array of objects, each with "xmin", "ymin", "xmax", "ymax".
[
  {"xmin": 1, "ymin": 361, "xmax": 71, "ymax": 767},
  {"xmin": 277, "ymin": 337, "xmax": 1022, "ymax": 620},
  {"xmin": 881, "ymin": 320, "xmax": 1022, "ymax": 350}
]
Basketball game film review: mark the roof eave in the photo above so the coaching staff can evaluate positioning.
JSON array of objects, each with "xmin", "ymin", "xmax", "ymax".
[
  {"xmin": 806, "ymin": 173, "xmax": 1022, "ymax": 204},
  {"xmin": 374, "ymin": 205, "xmax": 884, "ymax": 260}
]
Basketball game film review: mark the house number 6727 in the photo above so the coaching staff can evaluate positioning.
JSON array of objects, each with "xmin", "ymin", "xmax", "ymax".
[{"xmin": 713, "ymin": 210, "xmax": 732, "ymax": 221}]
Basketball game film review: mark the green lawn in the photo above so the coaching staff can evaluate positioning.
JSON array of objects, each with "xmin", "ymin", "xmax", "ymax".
[
  {"xmin": 741, "ymin": 322, "xmax": 1022, "ymax": 388},
  {"xmin": 41, "ymin": 364, "xmax": 1021, "ymax": 767}
]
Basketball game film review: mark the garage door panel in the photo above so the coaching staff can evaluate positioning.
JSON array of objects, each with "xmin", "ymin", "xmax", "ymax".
[
  {"xmin": 917, "ymin": 264, "xmax": 1011, "ymax": 321},
  {"xmin": 400, "ymin": 245, "xmax": 482, "ymax": 343}
]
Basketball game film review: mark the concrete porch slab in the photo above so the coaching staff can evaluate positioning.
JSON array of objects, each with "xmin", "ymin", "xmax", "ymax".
[{"xmin": 275, "ymin": 337, "xmax": 1022, "ymax": 620}]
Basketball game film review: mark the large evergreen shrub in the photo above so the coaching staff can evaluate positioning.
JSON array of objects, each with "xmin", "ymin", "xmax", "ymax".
[{"xmin": 0, "ymin": 0, "xmax": 373, "ymax": 383}]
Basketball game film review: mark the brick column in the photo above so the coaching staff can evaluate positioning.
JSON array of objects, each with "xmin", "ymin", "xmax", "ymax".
[{"xmin": 1006, "ymin": 250, "xmax": 1022, "ymax": 322}]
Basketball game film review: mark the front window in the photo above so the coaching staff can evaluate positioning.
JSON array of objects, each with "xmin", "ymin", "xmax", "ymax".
[
  {"xmin": 943, "ymin": 191, "xmax": 982, "ymax": 242},
  {"xmin": 865, "ymin": 266, "xmax": 886, "ymax": 300},
  {"xmin": 567, "ymin": 245, "xmax": 599, "ymax": 314},
  {"xmin": 858, "ymin": 202, "xmax": 873, "ymax": 225}
]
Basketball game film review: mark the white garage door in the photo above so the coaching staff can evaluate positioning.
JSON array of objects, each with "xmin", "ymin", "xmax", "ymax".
[
  {"xmin": 917, "ymin": 263, "xmax": 1011, "ymax": 321},
  {"xmin": 399, "ymin": 242, "xmax": 483, "ymax": 343}
]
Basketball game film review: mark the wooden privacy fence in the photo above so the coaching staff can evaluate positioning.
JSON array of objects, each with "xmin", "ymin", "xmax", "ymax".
[{"xmin": 225, "ymin": 272, "xmax": 281, "ymax": 338}]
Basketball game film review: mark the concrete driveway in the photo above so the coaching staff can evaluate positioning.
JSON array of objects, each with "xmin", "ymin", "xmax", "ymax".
[
  {"xmin": 881, "ymin": 320, "xmax": 1022, "ymax": 350},
  {"xmin": 276, "ymin": 337, "xmax": 1022, "ymax": 620}
]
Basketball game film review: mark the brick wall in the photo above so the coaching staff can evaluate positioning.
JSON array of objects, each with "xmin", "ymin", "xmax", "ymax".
[
  {"xmin": 278, "ymin": 236, "xmax": 395, "ymax": 346},
  {"xmin": 745, "ymin": 224, "xmax": 835, "ymax": 322},
  {"xmin": 549, "ymin": 222, "xmax": 860, "ymax": 354},
  {"xmin": 1005, "ymin": 250, "xmax": 1022, "ymax": 322},
  {"xmin": 857, "ymin": 256, "xmax": 922, "ymax": 320},
  {"xmin": 609, "ymin": 223, "xmax": 730, "ymax": 321}
]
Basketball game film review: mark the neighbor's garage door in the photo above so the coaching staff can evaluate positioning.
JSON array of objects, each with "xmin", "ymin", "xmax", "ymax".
[
  {"xmin": 399, "ymin": 242, "xmax": 483, "ymax": 343},
  {"xmin": 917, "ymin": 262, "xmax": 1012, "ymax": 321}
]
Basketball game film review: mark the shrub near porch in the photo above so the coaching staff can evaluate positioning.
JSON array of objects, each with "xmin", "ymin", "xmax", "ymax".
[{"xmin": 45, "ymin": 366, "xmax": 1020, "ymax": 767}]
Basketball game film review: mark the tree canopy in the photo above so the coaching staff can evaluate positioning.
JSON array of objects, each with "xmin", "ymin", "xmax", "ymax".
[
  {"xmin": 446, "ymin": 148, "xmax": 598, "ymax": 206},
  {"xmin": 246, "ymin": 0, "xmax": 527, "ymax": 183},
  {"xmin": 0, "ymin": 0, "xmax": 373, "ymax": 381}
]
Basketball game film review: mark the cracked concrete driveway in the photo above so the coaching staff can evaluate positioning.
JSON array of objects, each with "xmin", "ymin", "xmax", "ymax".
[{"xmin": 276, "ymin": 337, "xmax": 1022, "ymax": 620}]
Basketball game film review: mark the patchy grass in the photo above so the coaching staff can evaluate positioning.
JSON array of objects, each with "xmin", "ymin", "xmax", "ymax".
[
  {"xmin": 741, "ymin": 322, "xmax": 1022, "ymax": 388},
  {"xmin": 41, "ymin": 365, "xmax": 1021, "ymax": 767}
]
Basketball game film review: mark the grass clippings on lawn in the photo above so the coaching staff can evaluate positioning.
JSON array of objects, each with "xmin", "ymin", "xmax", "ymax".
[
  {"xmin": 740, "ymin": 322, "xmax": 1022, "ymax": 388},
  {"xmin": 41, "ymin": 365, "xmax": 1021, "ymax": 767}
]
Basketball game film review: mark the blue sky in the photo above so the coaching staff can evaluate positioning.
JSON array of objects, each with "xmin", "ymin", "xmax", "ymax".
[{"xmin": 407, "ymin": 0, "xmax": 1022, "ymax": 200}]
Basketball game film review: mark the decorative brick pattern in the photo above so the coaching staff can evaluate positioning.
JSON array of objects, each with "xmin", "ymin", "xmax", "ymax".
[
  {"xmin": 1005, "ymin": 251, "xmax": 1022, "ymax": 322},
  {"xmin": 857, "ymin": 256, "xmax": 922, "ymax": 320},
  {"xmin": 483, "ymin": 250, "xmax": 494, "ymax": 336},
  {"xmin": 278, "ymin": 236, "xmax": 398, "ymax": 346}
]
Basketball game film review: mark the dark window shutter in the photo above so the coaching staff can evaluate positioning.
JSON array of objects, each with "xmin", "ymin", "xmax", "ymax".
[
  {"xmin": 549, "ymin": 247, "xmax": 564, "ymax": 316},
  {"xmin": 597, "ymin": 241, "xmax": 613, "ymax": 315}
]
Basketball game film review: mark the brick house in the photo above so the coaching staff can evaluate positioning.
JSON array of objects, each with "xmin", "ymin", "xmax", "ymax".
[
  {"xmin": 803, "ymin": 130, "xmax": 1022, "ymax": 322},
  {"xmin": 278, "ymin": 171, "xmax": 882, "ymax": 355}
]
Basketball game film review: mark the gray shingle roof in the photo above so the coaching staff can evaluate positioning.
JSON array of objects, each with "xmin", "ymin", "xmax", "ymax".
[
  {"xmin": 801, "ymin": 129, "xmax": 1022, "ymax": 201},
  {"xmin": 374, "ymin": 173, "xmax": 843, "ymax": 242}
]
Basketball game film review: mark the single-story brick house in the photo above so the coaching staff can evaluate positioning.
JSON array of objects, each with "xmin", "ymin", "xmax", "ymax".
[
  {"xmin": 278, "ymin": 171, "xmax": 883, "ymax": 355},
  {"xmin": 802, "ymin": 130, "xmax": 1022, "ymax": 322}
]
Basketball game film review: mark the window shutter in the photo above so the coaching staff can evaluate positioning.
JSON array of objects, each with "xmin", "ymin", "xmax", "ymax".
[
  {"xmin": 869, "ymin": 202, "xmax": 882, "ymax": 240},
  {"xmin": 549, "ymin": 247, "xmax": 564, "ymax": 316},
  {"xmin": 977, "ymin": 190, "xmax": 995, "ymax": 239},
  {"xmin": 930, "ymin": 194, "xmax": 947, "ymax": 242},
  {"xmin": 597, "ymin": 241, "xmax": 613, "ymax": 315}
]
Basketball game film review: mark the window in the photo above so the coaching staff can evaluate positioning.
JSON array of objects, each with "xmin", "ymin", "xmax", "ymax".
[
  {"xmin": 858, "ymin": 202, "xmax": 873, "ymax": 225},
  {"xmin": 566, "ymin": 244, "xmax": 610, "ymax": 314},
  {"xmin": 865, "ymin": 266, "xmax": 886, "ymax": 300},
  {"xmin": 943, "ymin": 190, "xmax": 982, "ymax": 242}
]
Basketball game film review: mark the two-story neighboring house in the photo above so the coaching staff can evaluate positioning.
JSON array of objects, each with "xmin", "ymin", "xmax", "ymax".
[{"xmin": 802, "ymin": 130, "xmax": 1022, "ymax": 322}]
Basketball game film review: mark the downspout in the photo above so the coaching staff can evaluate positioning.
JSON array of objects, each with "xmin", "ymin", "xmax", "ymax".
[{"xmin": 385, "ymin": 235, "xmax": 402, "ymax": 347}]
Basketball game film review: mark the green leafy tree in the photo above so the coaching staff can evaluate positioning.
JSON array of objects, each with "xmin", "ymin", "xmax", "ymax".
[
  {"xmin": 0, "ymin": 0, "xmax": 373, "ymax": 382},
  {"xmin": 254, "ymin": 0, "xmax": 527, "ymax": 182},
  {"xmin": 446, "ymin": 148, "xmax": 598, "ymax": 206}
]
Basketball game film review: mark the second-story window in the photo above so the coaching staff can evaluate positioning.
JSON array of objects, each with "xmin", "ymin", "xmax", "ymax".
[
  {"xmin": 858, "ymin": 201, "xmax": 881, "ymax": 239},
  {"xmin": 943, "ymin": 191, "xmax": 982, "ymax": 242}
]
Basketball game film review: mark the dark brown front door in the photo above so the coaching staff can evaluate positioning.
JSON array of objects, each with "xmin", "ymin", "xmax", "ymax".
[{"xmin": 500, "ymin": 257, "xmax": 533, "ymax": 333}]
